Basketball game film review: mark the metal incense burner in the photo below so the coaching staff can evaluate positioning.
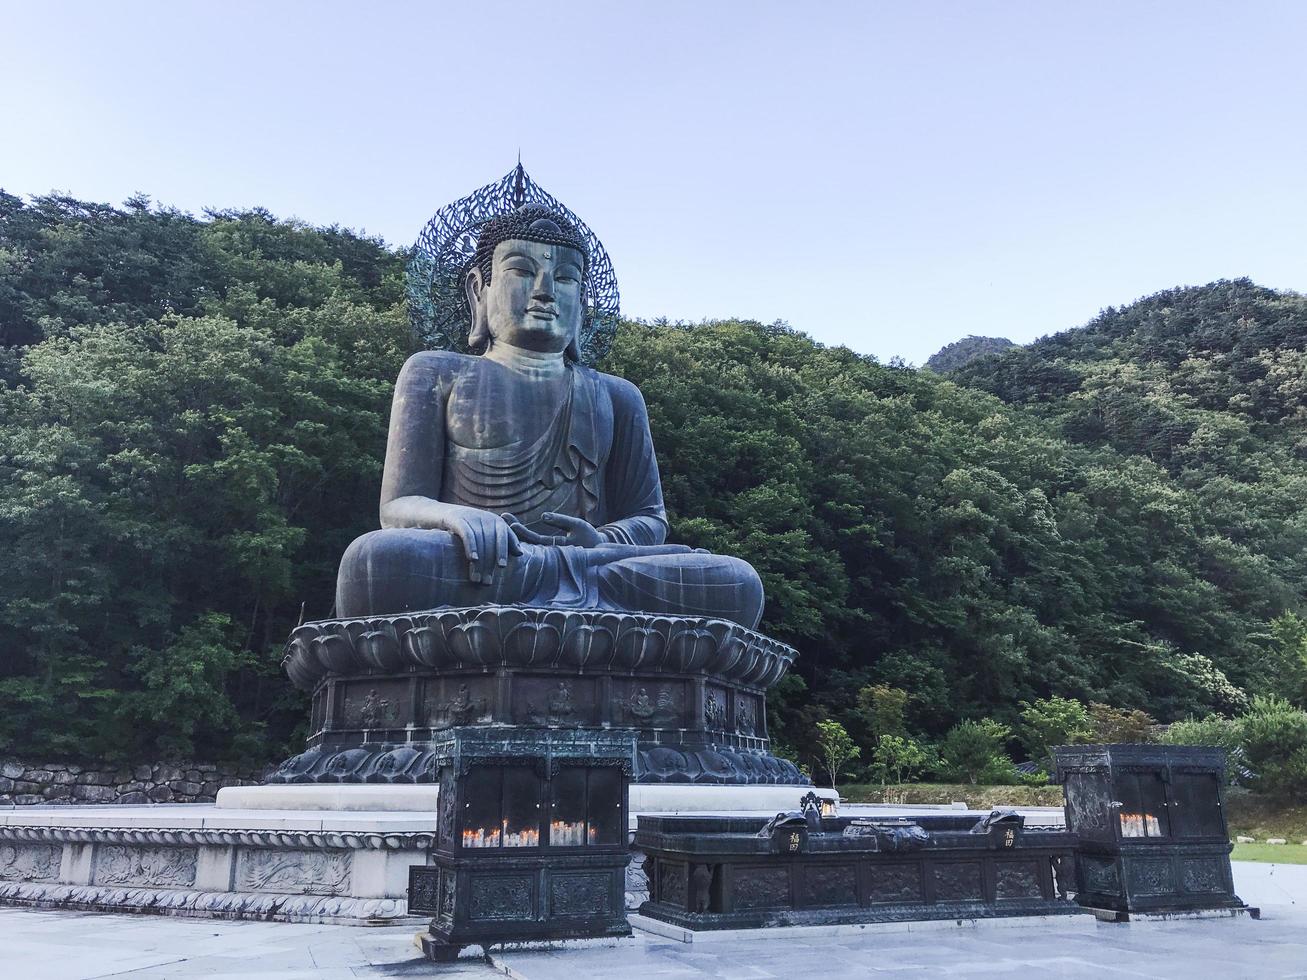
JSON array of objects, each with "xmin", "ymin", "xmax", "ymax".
[
  {"xmin": 1053, "ymin": 744, "xmax": 1256, "ymax": 920},
  {"xmin": 408, "ymin": 727, "xmax": 634, "ymax": 959}
]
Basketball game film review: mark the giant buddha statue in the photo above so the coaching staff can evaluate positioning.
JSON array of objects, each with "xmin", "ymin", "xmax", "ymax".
[
  {"xmin": 335, "ymin": 204, "xmax": 764, "ymax": 628},
  {"xmin": 273, "ymin": 166, "xmax": 806, "ymax": 787}
]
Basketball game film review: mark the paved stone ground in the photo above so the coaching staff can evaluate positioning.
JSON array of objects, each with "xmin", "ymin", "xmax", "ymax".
[{"xmin": 0, "ymin": 862, "xmax": 1301, "ymax": 979}]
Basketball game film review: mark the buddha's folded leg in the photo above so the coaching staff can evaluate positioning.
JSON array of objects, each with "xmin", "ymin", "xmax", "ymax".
[
  {"xmin": 336, "ymin": 531, "xmax": 764, "ymax": 626},
  {"xmin": 335, "ymin": 529, "xmax": 560, "ymax": 617},
  {"xmin": 596, "ymin": 552, "xmax": 765, "ymax": 629}
]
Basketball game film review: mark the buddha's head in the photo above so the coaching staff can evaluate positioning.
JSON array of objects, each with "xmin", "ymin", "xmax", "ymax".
[{"xmin": 464, "ymin": 204, "xmax": 589, "ymax": 360}]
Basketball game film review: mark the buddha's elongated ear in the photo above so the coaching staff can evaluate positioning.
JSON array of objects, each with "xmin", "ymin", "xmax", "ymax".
[
  {"xmin": 565, "ymin": 318, "xmax": 582, "ymax": 362},
  {"xmin": 464, "ymin": 267, "xmax": 490, "ymax": 352},
  {"xmin": 562, "ymin": 269, "xmax": 586, "ymax": 362}
]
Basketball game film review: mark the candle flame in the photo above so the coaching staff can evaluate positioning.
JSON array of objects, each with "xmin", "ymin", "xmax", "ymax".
[
  {"xmin": 1118, "ymin": 812, "xmax": 1162, "ymax": 837},
  {"xmin": 550, "ymin": 820, "xmax": 588, "ymax": 846}
]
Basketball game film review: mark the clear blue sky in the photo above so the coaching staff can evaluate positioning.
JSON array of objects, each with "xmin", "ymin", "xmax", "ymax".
[{"xmin": 2, "ymin": 1, "xmax": 1304, "ymax": 364}]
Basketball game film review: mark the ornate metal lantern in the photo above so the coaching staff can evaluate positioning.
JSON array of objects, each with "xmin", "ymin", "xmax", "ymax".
[
  {"xmin": 1053, "ymin": 744, "xmax": 1256, "ymax": 919},
  {"xmin": 408, "ymin": 727, "xmax": 634, "ymax": 959}
]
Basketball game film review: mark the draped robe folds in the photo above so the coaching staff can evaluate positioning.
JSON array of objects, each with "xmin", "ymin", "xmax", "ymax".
[{"xmin": 335, "ymin": 352, "xmax": 765, "ymax": 628}]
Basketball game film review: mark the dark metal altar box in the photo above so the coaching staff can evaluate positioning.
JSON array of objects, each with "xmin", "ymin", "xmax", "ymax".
[
  {"xmin": 408, "ymin": 727, "xmax": 633, "ymax": 955},
  {"xmin": 635, "ymin": 812, "xmax": 1079, "ymax": 930},
  {"xmin": 1053, "ymin": 744, "xmax": 1254, "ymax": 918}
]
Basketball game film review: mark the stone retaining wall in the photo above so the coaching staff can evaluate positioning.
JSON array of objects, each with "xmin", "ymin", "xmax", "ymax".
[{"xmin": 0, "ymin": 759, "xmax": 271, "ymax": 805}]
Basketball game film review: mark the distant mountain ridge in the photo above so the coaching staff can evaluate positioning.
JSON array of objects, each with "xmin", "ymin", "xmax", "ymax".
[
  {"xmin": 925, "ymin": 335, "xmax": 1017, "ymax": 372},
  {"xmin": 952, "ymin": 278, "xmax": 1307, "ymax": 429}
]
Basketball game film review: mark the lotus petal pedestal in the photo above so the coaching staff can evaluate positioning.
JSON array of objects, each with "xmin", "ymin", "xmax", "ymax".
[{"xmin": 271, "ymin": 606, "xmax": 808, "ymax": 787}]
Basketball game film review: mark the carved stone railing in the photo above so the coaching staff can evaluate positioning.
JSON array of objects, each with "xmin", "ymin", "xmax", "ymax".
[
  {"xmin": 0, "ymin": 822, "xmax": 430, "ymax": 924},
  {"xmin": 0, "ymin": 825, "xmax": 437, "ymax": 850}
]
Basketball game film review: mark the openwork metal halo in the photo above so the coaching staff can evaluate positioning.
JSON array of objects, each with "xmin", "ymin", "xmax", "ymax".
[{"xmin": 407, "ymin": 164, "xmax": 621, "ymax": 365}]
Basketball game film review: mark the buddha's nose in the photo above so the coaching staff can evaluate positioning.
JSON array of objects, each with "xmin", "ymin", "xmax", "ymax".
[{"xmin": 533, "ymin": 274, "xmax": 555, "ymax": 302}]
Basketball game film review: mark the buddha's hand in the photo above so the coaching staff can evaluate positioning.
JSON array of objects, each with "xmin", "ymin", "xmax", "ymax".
[
  {"xmin": 445, "ymin": 506, "xmax": 522, "ymax": 584},
  {"xmin": 502, "ymin": 511, "xmax": 603, "ymax": 549}
]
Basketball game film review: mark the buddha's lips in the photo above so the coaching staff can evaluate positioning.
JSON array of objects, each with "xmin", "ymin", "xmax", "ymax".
[{"xmin": 527, "ymin": 307, "xmax": 558, "ymax": 320}]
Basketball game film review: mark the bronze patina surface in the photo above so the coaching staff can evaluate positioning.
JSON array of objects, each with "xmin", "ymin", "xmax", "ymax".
[{"xmin": 273, "ymin": 168, "xmax": 802, "ymax": 786}]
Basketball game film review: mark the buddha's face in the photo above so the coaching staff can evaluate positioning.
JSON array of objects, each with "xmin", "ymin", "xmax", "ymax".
[{"xmin": 468, "ymin": 238, "xmax": 584, "ymax": 355}]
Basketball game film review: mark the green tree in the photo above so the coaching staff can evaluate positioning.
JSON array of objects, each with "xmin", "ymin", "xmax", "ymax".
[
  {"xmin": 0, "ymin": 194, "xmax": 410, "ymax": 761},
  {"xmin": 1087, "ymin": 702, "xmax": 1155, "ymax": 744},
  {"xmin": 871, "ymin": 734, "xmax": 930, "ymax": 786},
  {"xmin": 1019, "ymin": 696, "xmax": 1094, "ymax": 766},
  {"xmin": 856, "ymin": 684, "xmax": 908, "ymax": 746},
  {"xmin": 934, "ymin": 719, "xmax": 1015, "ymax": 785},
  {"xmin": 815, "ymin": 719, "xmax": 860, "ymax": 791},
  {"xmin": 1159, "ymin": 714, "xmax": 1242, "ymax": 784},
  {"xmin": 1265, "ymin": 614, "xmax": 1307, "ymax": 707},
  {"xmin": 4, "ymin": 194, "xmax": 1307, "ymax": 765},
  {"xmin": 1238, "ymin": 696, "xmax": 1307, "ymax": 802},
  {"xmin": 117, "ymin": 613, "xmax": 251, "ymax": 758}
]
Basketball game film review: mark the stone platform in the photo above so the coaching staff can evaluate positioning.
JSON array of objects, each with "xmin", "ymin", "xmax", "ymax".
[
  {"xmin": 215, "ymin": 782, "xmax": 837, "ymax": 822},
  {"xmin": 0, "ymin": 784, "xmax": 835, "ymax": 925}
]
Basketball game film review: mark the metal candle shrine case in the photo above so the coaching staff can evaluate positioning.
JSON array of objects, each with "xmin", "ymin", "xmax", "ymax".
[
  {"xmin": 1053, "ymin": 744, "xmax": 1254, "ymax": 919},
  {"xmin": 408, "ymin": 727, "xmax": 634, "ymax": 957}
]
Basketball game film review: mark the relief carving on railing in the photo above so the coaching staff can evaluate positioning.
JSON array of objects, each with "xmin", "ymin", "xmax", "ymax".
[
  {"xmin": 0, "ymin": 843, "xmax": 60, "ymax": 882},
  {"xmin": 94, "ymin": 845, "xmax": 197, "ymax": 887},
  {"xmin": 237, "ymin": 849, "xmax": 351, "ymax": 895}
]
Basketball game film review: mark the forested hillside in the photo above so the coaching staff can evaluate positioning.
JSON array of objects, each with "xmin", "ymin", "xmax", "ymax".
[
  {"xmin": 950, "ymin": 280, "xmax": 1307, "ymax": 705},
  {"xmin": 1, "ymin": 195, "xmax": 1303, "ymax": 772},
  {"xmin": 0, "ymin": 192, "xmax": 413, "ymax": 759}
]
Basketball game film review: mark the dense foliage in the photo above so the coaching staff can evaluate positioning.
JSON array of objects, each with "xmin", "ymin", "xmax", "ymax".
[
  {"xmin": 1237, "ymin": 697, "xmax": 1307, "ymax": 802},
  {"xmin": 950, "ymin": 280, "xmax": 1307, "ymax": 712},
  {"xmin": 1, "ymin": 194, "xmax": 1304, "ymax": 773},
  {"xmin": 0, "ymin": 192, "xmax": 411, "ymax": 759}
]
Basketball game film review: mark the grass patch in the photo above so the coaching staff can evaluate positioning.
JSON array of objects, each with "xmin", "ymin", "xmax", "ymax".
[
  {"xmin": 1232, "ymin": 842, "xmax": 1307, "ymax": 864},
  {"xmin": 840, "ymin": 783, "xmax": 1064, "ymax": 808}
]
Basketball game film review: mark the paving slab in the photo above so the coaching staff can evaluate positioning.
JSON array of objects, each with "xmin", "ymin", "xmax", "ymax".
[{"xmin": 0, "ymin": 862, "xmax": 1301, "ymax": 978}]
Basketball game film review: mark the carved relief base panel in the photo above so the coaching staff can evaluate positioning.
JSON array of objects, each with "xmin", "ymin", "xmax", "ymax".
[
  {"xmin": 1073, "ymin": 846, "xmax": 1253, "ymax": 918},
  {"xmin": 271, "ymin": 608, "xmax": 807, "ymax": 786}
]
